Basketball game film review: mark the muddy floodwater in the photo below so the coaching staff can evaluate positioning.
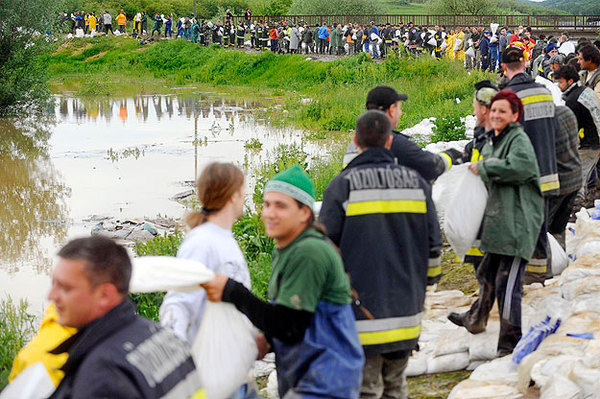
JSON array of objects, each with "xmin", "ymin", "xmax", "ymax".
[{"xmin": 0, "ymin": 94, "xmax": 326, "ymax": 313}]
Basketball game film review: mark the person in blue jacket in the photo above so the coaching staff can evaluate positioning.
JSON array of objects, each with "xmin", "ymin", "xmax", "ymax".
[{"xmin": 318, "ymin": 23, "xmax": 329, "ymax": 54}]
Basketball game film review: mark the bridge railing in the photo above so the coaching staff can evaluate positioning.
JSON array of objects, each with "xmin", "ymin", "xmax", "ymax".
[{"xmin": 223, "ymin": 14, "xmax": 600, "ymax": 31}]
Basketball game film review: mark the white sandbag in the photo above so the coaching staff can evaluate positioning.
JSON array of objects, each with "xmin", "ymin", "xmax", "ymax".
[
  {"xmin": 443, "ymin": 164, "xmax": 488, "ymax": 261},
  {"xmin": 540, "ymin": 373, "xmax": 582, "ymax": 399},
  {"xmin": 427, "ymin": 351, "xmax": 470, "ymax": 373},
  {"xmin": 433, "ymin": 328, "xmax": 470, "ymax": 356},
  {"xmin": 535, "ymin": 75, "xmax": 565, "ymax": 106},
  {"xmin": 466, "ymin": 46, "xmax": 475, "ymax": 58},
  {"xmin": 470, "ymin": 357, "xmax": 518, "ymax": 384},
  {"xmin": 427, "ymin": 36, "xmax": 436, "ymax": 47},
  {"xmin": 75, "ymin": 28, "xmax": 84, "ymax": 38},
  {"xmin": 192, "ymin": 302, "xmax": 258, "ymax": 399},
  {"xmin": 453, "ymin": 39, "xmax": 462, "ymax": 51},
  {"xmin": 265, "ymin": 370, "xmax": 279, "ymax": 399},
  {"xmin": 0, "ymin": 362, "xmax": 55, "ymax": 399},
  {"xmin": 432, "ymin": 161, "xmax": 468, "ymax": 220},
  {"xmin": 569, "ymin": 362, "xmax": 600, "ymax": 398},
  {"xmin": 560, "ymin": 276, "xmax": 600, "ymax": 301},
  {"xmin": 469, "ymin": 321, "xmax": 500, "ymax": 361},
  {"xmin": 549, "ymin": 233, "xmax": 568, "ymax": 276},
  {"xmin": 490, "ymin": 23, "xmax": 499, "ymax": 35},
  {"xmin": 530, "ymin": 355, "xmax": 580, "ymax": 388},
  {"xmin": 440, "ymin": 40, "xmax": 447, "ymax": 51},
  {"xmin": 448, "ymin": 379, "xmax": 522, "ymax": 399},
  {"xmin": 559, "ymin": 41, "xmax": 576, "ymax": 56},
  {"xmin": 405, "ymin": 354, "xmax": 428, "ymax": 376},
  {"xmin": 130, "ymin": 256, "xmax": 215, "ymax": 293}
]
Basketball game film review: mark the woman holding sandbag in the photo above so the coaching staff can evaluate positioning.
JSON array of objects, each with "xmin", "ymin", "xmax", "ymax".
[
  {"xmin": 202, "ymin": 166, "xmax": 364, "ymax": 399},
  {"xmin": 449, "ymin": 90, "xmax": 544, "ymax": 357},
  {"xmin": 159, "ymin": 162, "xmax": 257, "ymax": 397}
]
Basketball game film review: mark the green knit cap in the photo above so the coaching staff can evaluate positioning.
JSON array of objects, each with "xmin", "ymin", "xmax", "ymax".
[{"xmin": 264, "ymin": 165, "xmax": 315, "ymax": 209}]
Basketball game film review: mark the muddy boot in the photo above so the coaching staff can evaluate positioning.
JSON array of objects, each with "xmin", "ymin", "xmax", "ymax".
[{"xmin": 447, "ymin": 312, "xmax": 486, "ymax": 334}]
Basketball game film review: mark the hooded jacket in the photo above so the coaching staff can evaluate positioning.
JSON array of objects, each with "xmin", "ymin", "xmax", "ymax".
[
  {"xmin": 502, "ymin": 72, "xmax": 560, "ymax": 196},
  {"xmin": 320, "ymin": 147, "xmax": 442, "ymax": 355},
  {"xmin": 562, "ymin": 82, "xmax": 600, "ymax": 149}
]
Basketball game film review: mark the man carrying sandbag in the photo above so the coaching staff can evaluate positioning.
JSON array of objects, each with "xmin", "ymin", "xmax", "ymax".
[
  {"xmin": 320, "ymin": 110, "xmax": 443, "ymax": 399},
  {"xmin": 202, "ymin": 166, "xmax": 364, "ymax": 399},
  {"xmin": 343, "ymin": 86, "xmax": 463, "ymax": 181},
  {"xmin": 47, "ymin": 236, "xmax": 203, "ymax": 398}
]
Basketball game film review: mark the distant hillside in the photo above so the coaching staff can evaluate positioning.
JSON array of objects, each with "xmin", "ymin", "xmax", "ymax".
[{"xmin": 522, "ymin": 0, "xmax": 600, "ymax": 15}]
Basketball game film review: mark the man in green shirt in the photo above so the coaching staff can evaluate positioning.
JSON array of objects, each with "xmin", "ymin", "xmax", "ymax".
[{"xmin": 202, "ymin": 165, "xmax": 363, "ymax": 398}]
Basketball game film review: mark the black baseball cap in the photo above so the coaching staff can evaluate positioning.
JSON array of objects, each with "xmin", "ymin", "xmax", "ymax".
[
  {"xmin": 501, "ymin": 46, "xmax": 525, "ymax": 64},
  {"xmin": 366, "ymin": 86, "xmax": 408, "ymax": 110}
]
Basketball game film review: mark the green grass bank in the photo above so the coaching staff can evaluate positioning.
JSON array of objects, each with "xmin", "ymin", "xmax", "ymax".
[{"xmin": 47, "ymin": 37, "xmax": 487, "ymax": 133}]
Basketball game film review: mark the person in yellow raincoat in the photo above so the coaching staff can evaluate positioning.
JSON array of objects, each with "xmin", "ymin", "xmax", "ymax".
[
  {"xmin": 9, "ymin": 302, "xmax": 77, "ymax": 387},
  {"xmin": 446, "ymin": 29, "xmax": 456, "ymax": 60},
  {"xmin": 88, "ymin": 12, "xmax": 97, "ymax": 34},
  {"xmin": 454, "ymin": 27, "xmax": 465, "ymax": 62}
]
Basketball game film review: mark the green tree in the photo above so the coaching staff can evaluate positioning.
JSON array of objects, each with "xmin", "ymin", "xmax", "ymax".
[
  {"xmin": 430, "ymin": 0, "xmax": 495, "ymax": 15},
  {"xmin": 0, "ymin": 0, "xmax": 57, "ymax": 116},
  {"xmin": 288, "ymin": 0, "xmax": 384, "ymax": 15}
]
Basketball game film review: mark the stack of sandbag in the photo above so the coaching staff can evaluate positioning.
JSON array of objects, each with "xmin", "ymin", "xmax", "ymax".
[
  {"xmin": 449, "ymin": 254, "xmax": 600, "ymax": 398},
  {"xmin": 566, "ymin": 208, "xmax": 600, "ymax": 261},
  {"xmin": 405, "ymin": 290, "xmax": 502, "ymax": 377}
]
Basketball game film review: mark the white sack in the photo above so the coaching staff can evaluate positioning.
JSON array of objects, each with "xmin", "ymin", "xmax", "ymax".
[
  {"xmin": 559, "ymin": 41, "xmax": 576, "ymax": 56},
  {"xmin": 540, "ymin": 373, "xmax": 582, "ymax": 399},
  {"xmin": 440, "ymin": 40, "xmax": 447, "ymax": 51},
  {"xmin": 469, "ymin": 321, "xmax": 500, "ymax": 361},
  {"xmin": 549, "ymin": 233, "xmax": 568, "ymax": 276},
  {"xmin": 192, "ymin": 302, "xmax": 258, "ymax": 399},
  {"xmin": 443, "ymin": 164, "xmax": 488, "ymax": 261},
  {"xmin": 0, "ymin": 362, "xmax": 55, "ymax": 399},
  {"xmin": 453, "ymin": 39, "xmax": 462, "ymax": 51},
  {"xmin": 470, "ymin": 356, "xmax": 518, "ymax": 384},
  {"xmin": 433, "ymin": 328, "xmax": 470, "ymax": 356},
  {"xmin": 405, "ymin": 355, "xmax": 428, "ymax": 376},
  {"xmin": 427, "ymin": 351, "xmax": 470, "ymax": 373},
  {"xmin": 466, "ymin": 46, "xmax": 475, "ymax": 58},
  {"xmin": 75, "ymin": 28, "xmax": 84, "ymax": 38},
  {"xmin": 490, "ymin": 23, "xmax": 499, "ymax": 35},
  {"xmin": 130, "ymin": 256, "xmax": 215, "ymax": 293},
  {"xmin": 535, "ymin": 75, "xmax": 565, "ymax": 106},
  {"xmin": 427, "ymin": 36, "xmax": 436, "ymax": 47},
  {"xmin": 432, "ymin": 161, "xmax": 467, "ymax": 220},
  {"xmin": 448, "ymin": 379, "xmax": 522, "ymax": 399}
]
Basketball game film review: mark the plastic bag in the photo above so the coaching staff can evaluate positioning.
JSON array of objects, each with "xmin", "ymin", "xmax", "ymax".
[
  {"xmin": 0, "ymin": 362, "xmax": 55, "ymax": 399},
  {"xmin": 192, "ymin": 302, "xmax": 258, "ymax": 399},
  {"xmin": 548, "ymin": 233, "xmax": 568, "ymax": 276},
  {"xmin": 466, "ymin": 46, "xmax": 475, "ymax": 58},
  {"xmin": 512, "ymin": 316, "xmax": 561, "ymax": 365},
  {"xmin": 443, "ymin": 164, "xmax": 488, "ymax": 261},
  {"xmin": 130, "ymin": 256, "xmax": 215, "ymax": 293},
  {"xmin": 453, "ymin": 39, "xmax": 462, "ymax": 51},
  {"xmin": 427, "ymin": 36, "xmax": 436, "ymax": 46}
]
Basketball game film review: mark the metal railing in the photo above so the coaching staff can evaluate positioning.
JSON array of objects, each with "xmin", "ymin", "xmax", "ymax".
[{"xmin": 223, "ymin": 14, "xmax": 600, "ymax": 31}]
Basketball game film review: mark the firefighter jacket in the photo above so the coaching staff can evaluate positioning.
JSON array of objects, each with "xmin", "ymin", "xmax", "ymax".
[
  {"xmin": 343, "ymin": 131, "xmax": 453, "ymax": 181},
  {"xmin": 463, "ymin": 125, "xmax": 491, "ymax": 163},
  {"xmin": 502, "ymin": 72, "xmax": 560, "ymax": 196},
  {"xmin": 320, "ymin": 147, "xmax": 443, "ymax": 356}
]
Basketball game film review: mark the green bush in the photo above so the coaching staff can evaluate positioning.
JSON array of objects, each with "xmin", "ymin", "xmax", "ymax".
[
  {"xmin": 0, "ymin": 297, "xmax": 36, "ymax": 389},
  {"xmin": 431, "ymin": 115, "xmax": 467, "ymax": 143}
]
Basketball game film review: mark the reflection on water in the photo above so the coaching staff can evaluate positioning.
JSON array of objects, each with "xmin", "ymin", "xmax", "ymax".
[
  {"xmin": 1, "ymin": 94, "xmax": 324, "ymax": 311},
  {"xmin": 0, "ymin": 118, "xmax": 69, "ymax": 274}
]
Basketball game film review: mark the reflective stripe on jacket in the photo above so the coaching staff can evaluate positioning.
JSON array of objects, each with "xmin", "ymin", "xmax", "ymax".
[{"xmin": 320, "ymin": 147, "xmax": 442, "ymax": 355}]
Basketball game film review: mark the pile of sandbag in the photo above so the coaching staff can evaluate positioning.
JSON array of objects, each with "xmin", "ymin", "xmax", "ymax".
[
  {"xmin": 449, "ymin": 253, "xmax": 600, "ymax": 398},
  {"xmin": 566, "ymin": 207, "xmax": 600, "ymax": 261}
]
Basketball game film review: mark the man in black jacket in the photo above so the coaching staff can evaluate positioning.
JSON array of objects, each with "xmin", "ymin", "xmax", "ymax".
[
  {"xmin": 343, "ymin": 86, "xmax": 462, "ymax": 181},
  {"xmin": 321, "ymin": 110, "xmax": 442, "ymax": 398},
  {"xmin": 555, "ymin": 65, "xmax": 600, "ymax": 208},
  {"xmin": 500, "ymin": 46, "xmax": 560, "ymax": 284},
  {"xmin": 48, "ymin": 236, "xmax": 202, "ymax": 399}
]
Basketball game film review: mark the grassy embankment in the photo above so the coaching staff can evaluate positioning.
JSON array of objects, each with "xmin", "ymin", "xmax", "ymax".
[{"xmin": 39, "ymin": 36, "xmax": 486, "ymax": 395}]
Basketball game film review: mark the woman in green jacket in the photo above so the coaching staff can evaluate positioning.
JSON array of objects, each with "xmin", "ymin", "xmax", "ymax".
[{"xmin": 448, "ymin": 90, "xmax": 544, "ymax": 357}]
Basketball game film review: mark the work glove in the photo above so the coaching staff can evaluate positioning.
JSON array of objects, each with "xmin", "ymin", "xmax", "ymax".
[{"xmin": 441, "ymin": 148, "xmax": 464, "ymax": 166}]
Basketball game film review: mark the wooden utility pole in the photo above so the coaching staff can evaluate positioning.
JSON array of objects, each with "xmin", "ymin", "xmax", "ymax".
[{"xmin": 193, "ymin": 0, "xmax": 196, "ymax": 16}]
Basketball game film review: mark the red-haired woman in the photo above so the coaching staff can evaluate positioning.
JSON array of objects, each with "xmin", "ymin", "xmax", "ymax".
[{"xmin": 450, "ymin": 90, "xmax": 544, "ymax": 357}]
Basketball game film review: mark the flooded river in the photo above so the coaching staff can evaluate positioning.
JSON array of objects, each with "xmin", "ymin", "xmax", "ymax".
[{"xmin": 0, "ymin": 94, "xmax": 326, "ymax": 313}]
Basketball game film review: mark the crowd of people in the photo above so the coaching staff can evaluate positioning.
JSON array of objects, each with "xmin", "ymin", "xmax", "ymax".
[{"xmin": 8, "ymin": 8, "xmax": 600, "ymax": 398}]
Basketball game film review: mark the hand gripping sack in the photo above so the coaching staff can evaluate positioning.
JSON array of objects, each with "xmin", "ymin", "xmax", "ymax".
[
  {"xmin": 443, "ymin": 164, "xmax": 488, "ymax": 261},
  {"xmin": 192, "ymin": 302, "xmax": 258, "ymax": 399}
]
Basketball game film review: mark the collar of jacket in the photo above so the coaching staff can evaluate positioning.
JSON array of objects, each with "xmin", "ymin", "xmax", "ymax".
[
  {"xmin": 562, "ymin": 81, "xmax": 581, "ymax": 99},
  {"xmin": 505, "ymin": 72, "xmax": 534, "ymax": 88},
  {"xmin": 491, "ymin": 122, "xmax": 520, "ymax": 144},
  {"xmin": 345, "ymin": 146, "xmax": 395, "ymax": 169},
  {"xmin": 50, "ymin": 299, "xmax": 137, "ymax": 373}
]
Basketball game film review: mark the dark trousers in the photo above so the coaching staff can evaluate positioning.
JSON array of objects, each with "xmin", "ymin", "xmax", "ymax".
[
  {"xmin": 524, "ymin": 197, "xmax": 550, "ymax": 284},
  {"xmin": 463, "ymin": 253, "xmax": 526, "ymax": 355},
  {"xmin": 104, "ymin": 24, "xmax": 113, "ymax": 34},
  {"xmin": 319, "ymin": 38, "xmax": 327, "ymax": 53},
  {"xmin": 270, "ymin": 39, "xmax": 278, "ymax": 52}
]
